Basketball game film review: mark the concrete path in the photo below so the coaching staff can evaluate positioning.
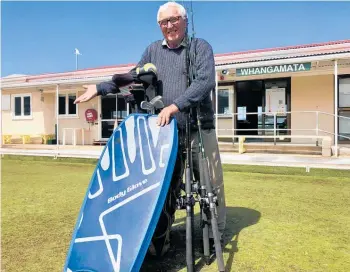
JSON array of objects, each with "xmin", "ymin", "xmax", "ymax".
[
  {"xmin": 1, "ymin": 147, "xmax": 349, "ymax": 170},
  {"xmin": 220, "ymin": 153, "xmax": 350, "ymax": 170},
  {"xmin": 0, "ymin": 147, "xmax": 101, "ymax": 159}
]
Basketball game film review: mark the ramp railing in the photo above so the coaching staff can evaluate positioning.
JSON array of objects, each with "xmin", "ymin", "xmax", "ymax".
[{"xmin": 215, "ymin": 110, "xmax": 350, "ymax": 156}]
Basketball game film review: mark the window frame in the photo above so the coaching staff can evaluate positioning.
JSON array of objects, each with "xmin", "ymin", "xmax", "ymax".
[
  {"xmin": 338, "ymin": 75, "xmax": 350, "ymax": 109},
  {"xmin": 12, "ymin": 93, "xmax": 32, "ymax": 120},
  {"xmin": 216, "ymin": 86, "xmax": 234, "ymax": 117},
  {"xmin": 338, "ymin": 75, "xmax": 350, "ymax": 142},
  {"xmin": 58, "ymin": 91, "xmax": 79, "ymax": 118}
]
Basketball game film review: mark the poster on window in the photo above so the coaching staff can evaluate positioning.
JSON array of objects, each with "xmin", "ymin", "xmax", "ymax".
[
  {"xmin": 237, "ymin": 106, "xmax": 246, "ymax": 121},
  {"xmin": 265, "ymin": 88, "xmax": 286, "ymax": 115}
]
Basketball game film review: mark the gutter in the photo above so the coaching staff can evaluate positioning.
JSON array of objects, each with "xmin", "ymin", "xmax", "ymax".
[
  {"xmin": 1, "ymin": 75, "xmax": 114, "ymax": 89},
  {"xmin": 215, "ymin": 52, "xmax": 350, "ymax": 70}
]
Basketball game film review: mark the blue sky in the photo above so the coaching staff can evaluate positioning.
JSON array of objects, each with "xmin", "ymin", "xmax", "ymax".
[{"xmin": 1, "ymin": 1, "xmax": 350, "ymax": 77}]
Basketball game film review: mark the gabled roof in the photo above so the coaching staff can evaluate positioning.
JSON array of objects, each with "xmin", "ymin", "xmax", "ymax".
[
  {"xmin": 1, "ymin": 63, "xmax": 135, "ymax": 84},
  {"xmin": 215, "ymin": 39, "xmax": 350, "ymax": 66},
  {"xmin": 2, "ymin": 74, "xmax": 28, "ymax": 78},
  {"xmin": 1, "ymin": 39, "xmax": 350, "ymax": 88}
]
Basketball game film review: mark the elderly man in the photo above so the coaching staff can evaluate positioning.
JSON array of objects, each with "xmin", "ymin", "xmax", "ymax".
[{"xmin": 74, "ymin": 1, "xmax": 226, "ymax": 257}]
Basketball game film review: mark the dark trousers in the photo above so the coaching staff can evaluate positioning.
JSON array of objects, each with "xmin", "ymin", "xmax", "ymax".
[{"xmin": 148, "ymin": 128, "xmax": 227, "ymax": 257}]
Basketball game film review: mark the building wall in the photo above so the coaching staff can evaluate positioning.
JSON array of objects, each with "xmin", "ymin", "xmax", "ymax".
[
  {"xmin": 56, "ymin": 92, "xmax": 99, "ymax": 145},
  {"xmin": 290, "ymin": 74, "xmax": 334, "ymax": 144},
  {"xmin": 2, "ymin": 65, "xmax": 349, "ymax": 146},
  {"xmin": 1, "ymin": 89, "xmax": 99, "ymax": 145},
  {"xmin": 2, "ymin": 89, "xmax": 46, "ymax": 143},
  {"xmin": 42, "ymin": 93, "xmax": 56, "ymax": 135},
  {"xmin": 217, "ymin": 117, "xmax": 235, "ymax": 137},
  {"xmin": 216, "ymin": 74, "xmax": 339, "ymax": 144}
]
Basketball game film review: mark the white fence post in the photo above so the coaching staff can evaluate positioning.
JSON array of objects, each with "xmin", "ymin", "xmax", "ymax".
[
  {"xmin": 316, "ymin": 111, "xmax": 319, "ymax": 146},
  {"xmin": 334, "ymin": 60, "xmax": 338, "ymax": 157},
  {"xmin": 273, "ymin": 112, "xmax": 277, "ymax": 145},
  {"xmin": 215, "ymin": 71, "xmax": 218, "ymax": 138}
]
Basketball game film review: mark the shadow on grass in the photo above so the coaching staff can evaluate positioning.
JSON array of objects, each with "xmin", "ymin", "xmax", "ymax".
[{"xmin": 140, "ymin": 207, "xmax": 261, "ymax": 272}]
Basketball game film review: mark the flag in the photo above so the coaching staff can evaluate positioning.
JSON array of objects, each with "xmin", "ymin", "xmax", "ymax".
[{"xmin": 75, "ymin": 48, "xmax": 82, "ymax": 55}]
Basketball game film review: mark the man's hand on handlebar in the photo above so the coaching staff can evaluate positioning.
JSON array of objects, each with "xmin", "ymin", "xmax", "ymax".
[{"xmin": 74, "ymin": 85, "xmax": 98, "ymax": 104}]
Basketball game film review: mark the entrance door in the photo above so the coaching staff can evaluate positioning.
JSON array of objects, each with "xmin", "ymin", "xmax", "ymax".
[
  {"xmin": 235, "ymin": 81, "xmax": 264, "ymax": 139},
  {"xmin": 101, "ymin": 95, "xmax": 116, "ymax": 140},
  {"xmin": 100, "ymin": 94, "xmax": 129, "ymax": 140},
  {"xmin": 263, "ymin": 79, "xmax": 290, "ymax": 141},
  {"xmin": 235, "ymin": 78, "xmax": 291, "ymax": 142}
]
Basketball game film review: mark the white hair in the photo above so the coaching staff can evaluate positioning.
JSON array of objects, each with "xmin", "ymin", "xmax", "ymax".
[{"xmin": 157, "ymin": 1, "xmax": 187, "ymax": 22}]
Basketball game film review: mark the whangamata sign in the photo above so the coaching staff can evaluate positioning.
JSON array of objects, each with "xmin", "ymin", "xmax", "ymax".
[{"xmin": 236, "ymin": 62, "xmax": 311, "ymax": 76}]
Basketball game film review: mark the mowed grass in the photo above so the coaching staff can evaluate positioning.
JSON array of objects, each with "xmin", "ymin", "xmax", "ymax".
[{"xmin": 1, "ymin": 155, "xmax": 350, "ymax": 272}]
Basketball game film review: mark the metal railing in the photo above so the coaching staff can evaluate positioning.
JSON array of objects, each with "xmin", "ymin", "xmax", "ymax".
[{"xmin": 215, "ymin": 110, "xmax": 350, "ymax": 154}]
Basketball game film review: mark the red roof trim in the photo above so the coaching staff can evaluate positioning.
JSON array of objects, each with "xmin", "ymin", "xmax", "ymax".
[
  {"xmin": 215, "ymin": 39, "xmax": 350, "ymax": 57},
  {"xmin": 26, "ymin": 63, "xmax": 136, "ymax": 81},
  {"xmin": 215, "ymin": 45, "xmax": 350, "ymax": 64},
  {"xmin": 72, "ymin": 63, "xmax": 136, "ymax": 73}
]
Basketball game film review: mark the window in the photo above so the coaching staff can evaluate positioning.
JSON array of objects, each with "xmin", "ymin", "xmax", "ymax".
[
  {"xmin": 12, "ymin": 94, "xmax": 32, "ymax": 119},
  {"xmin": 217, "ymin": 87, "xmax": 234, "ymax": 115},
  {"xmin": 338, "ymin": 76, "xmax": 350, "ymax": 141},
  {"xmin": 59, "ymin": 93, "xmax": 77, "ymax": 116},
  {"xmin": 339, "ymin": 111, "xmax": 350, "ymax": 140},
  {"xmin": 339, "ymin": 77, "xmax": 350, "ymax": 108}
]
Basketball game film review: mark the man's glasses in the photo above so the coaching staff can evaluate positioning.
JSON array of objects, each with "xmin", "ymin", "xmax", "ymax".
[{"xmin": 158, "ymin": 16, "xmax": 181, "ymax": 27}]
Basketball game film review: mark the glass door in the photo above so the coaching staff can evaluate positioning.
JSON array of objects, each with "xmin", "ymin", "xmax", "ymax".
[
  {"xmin": 101, "ymin": 94, "xmax": 117, "ymax": 140},
  {"xmin": 235, "ymin": 80, "xmax": 263, "ymax": 140},
  {"xmin": 116, "ymin": 96, "xmax": 128, "ymax": 127},
  {"xmin": 263, "ymin": 79, "xmax": 290, "ymax": 141},
  {"xmin": 100, "ymin": 94, "xmax": 129, "ymax": 140}
]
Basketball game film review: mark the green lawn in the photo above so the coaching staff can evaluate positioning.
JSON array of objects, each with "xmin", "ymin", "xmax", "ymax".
[{"xmin": 1, "ymin": 155, "xmax": 350, "ymax": 272}]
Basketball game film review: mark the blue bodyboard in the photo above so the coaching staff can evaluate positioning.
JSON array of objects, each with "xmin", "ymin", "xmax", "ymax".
[{"xmin": 64, "ymin": 113, "xmax": 178, "ymax": 272}]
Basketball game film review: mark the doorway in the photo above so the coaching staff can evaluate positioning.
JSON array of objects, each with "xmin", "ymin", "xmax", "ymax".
[
  {"xmin": 235, "ymin": 80, "xmax": 264, "ymax": 139},
  {"xmin": 234, "ymin": 78, "xmax": 291, "ymax": 142},
  {"xmin": 263, "ymin": 79, "xmax": 290, "ymax": 141},
  {"xmin": 100, "ymin": 94, "xmax": 129, "ymax": 140}
]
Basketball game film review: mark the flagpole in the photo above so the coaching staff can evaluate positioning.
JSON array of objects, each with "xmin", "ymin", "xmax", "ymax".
[{"xmin": 75, "ymin": 48, "xmax": 81, "ymax": 70}]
